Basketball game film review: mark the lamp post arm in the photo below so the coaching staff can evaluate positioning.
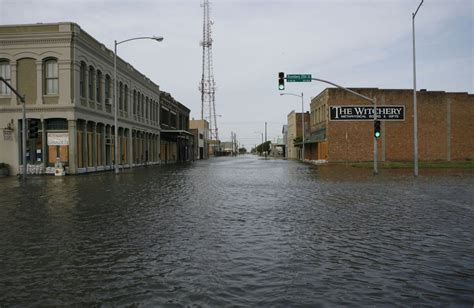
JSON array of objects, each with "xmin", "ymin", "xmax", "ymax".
[
  {"xmin": 116, "ymin": 36, "xmax": 163, "ymax": 46},
  {"xmin": 413, "ymin": 0, "xmax": 424, "ymax": 18},
  {"xmin": 0, "ymin": 77, "xmax": 25, "ymax": 102},
  {"xmin": 311, "ymin": 78, "xmax": 374, "ymax": 104}
]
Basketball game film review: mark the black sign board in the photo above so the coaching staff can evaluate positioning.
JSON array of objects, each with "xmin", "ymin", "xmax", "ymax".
[{"xmin": 330, "ymin": 105, "xmax": 405, "ymax": 121}]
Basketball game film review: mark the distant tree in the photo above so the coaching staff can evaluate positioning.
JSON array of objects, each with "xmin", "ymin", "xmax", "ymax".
[{"xmin": 293, "ymin": 136, "xmax": 302, "ymax": 144}]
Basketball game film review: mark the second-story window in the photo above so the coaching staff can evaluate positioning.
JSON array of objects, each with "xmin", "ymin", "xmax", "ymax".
[
  {"xmin": 105, "ymin": 75, "xmax": 111, "ymax": 103},
  {"xmin": 96, "ymin": 70, "xmax": 102, "ymax": 103},
  {"xmin": 0, "ymin": 60, "xmax": 11, "ymax": 95},
  {"xmin": 124, "ymin": 85, "xmax": 128, "ymax": 112},
  {"xmin": 88, "ymin": 66, "xmax": 94, "ymax": 100},
  {"xmin": 119, "ymin": 82, "xmax": 123, "ymax": 110},
  {"xmin": 80, "ymin": 62, "xmax": 86, "ymax": 98},
  {"xmin": 133, "ymin": 90, "xmax": 136, "ymax": 115}
]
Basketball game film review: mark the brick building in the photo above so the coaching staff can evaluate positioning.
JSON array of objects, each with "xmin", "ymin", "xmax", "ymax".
[{"xmin": 304, "ymin": 88, "xmax": 473, "ymax": 162}]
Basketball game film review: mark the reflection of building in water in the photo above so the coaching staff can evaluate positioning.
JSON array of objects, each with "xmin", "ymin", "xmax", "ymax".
[
  {"xmin": 288, "ymin": 88, "xmax": 473, "ymax": 162},
  {"xmin": 0, "ymin": 22, "xmax": 191, "ymax": 175}
]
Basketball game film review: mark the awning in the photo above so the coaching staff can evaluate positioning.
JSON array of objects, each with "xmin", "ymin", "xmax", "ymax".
[
  {"xmin": 161, "ymin": 129, "xmax": 194, "ymax": 141},
  {"xmin": 294, "ymin": 128, "xmax": 326, "ymax": 146}
]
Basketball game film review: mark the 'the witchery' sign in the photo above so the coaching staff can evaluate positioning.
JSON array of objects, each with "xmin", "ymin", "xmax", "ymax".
[{"xmin": 330, "ymin": 105, "xmax": 405, "ymax": 121}]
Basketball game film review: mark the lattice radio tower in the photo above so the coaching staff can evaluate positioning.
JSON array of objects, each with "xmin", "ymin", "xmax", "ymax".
[{"xmin": 199, "ymin": 0, "xmax": 219, "ymax": 141}]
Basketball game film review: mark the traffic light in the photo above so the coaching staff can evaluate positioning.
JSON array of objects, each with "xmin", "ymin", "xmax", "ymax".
[
  {"xmin": 374, "ymin": 120, "xmax": 381, "ymax": 138},
  {"xmin": 29, "ymin": 119, "xmax": 39, "ymax": 139},
  {"xmin": 278, "ymin": 72, "xmax": 285, "ymax": 90}
]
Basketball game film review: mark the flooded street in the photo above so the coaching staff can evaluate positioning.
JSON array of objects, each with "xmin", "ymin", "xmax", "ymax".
[{"xmin": 1, "ymin": 155, "xmax": 473, "ymax": 306}]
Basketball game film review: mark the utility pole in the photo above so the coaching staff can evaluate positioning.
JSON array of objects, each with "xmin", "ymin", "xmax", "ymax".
[
  {"xmin": 412, "ymin": 0, "xmax": 424, "ymax": 177},
  {"xmin": 0, "ymin": 77, "xmax": 26, "ymax": 179}
]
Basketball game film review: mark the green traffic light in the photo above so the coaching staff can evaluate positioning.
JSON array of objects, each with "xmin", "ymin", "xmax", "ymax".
[
  {"xmin": 278, "ymin": 84, "xmax": 285, "ymax": 90},
  {"xmin": 375, "ymin": 132, "xmax": 381, "ymax": 138}
]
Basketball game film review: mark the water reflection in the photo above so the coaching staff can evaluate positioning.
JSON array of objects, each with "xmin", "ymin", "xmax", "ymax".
[{"xmin": 0, "ymin": 156, "xmax": 473, "ymax": 306}]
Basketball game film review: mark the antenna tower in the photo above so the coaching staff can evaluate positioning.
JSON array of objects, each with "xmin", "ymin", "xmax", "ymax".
[{"xmin": 199, "ymin": 0, "xmax": 219, "ymax": 141}]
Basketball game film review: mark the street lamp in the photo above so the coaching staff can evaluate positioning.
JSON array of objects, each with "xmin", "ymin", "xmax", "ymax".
[
  {"xmin": 280, "ymin": 92, "xmax": 305, "ymax": 161},
  {"xmin": 412, "ymin": 0, "xmax": 423, "ymax": 177},
  {"xmin": 114, "ymin": 36, "xmax": 163, "ymax": 174}
]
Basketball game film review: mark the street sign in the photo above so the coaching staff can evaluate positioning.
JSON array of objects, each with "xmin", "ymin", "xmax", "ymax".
[
  {"xmin": 330, "ymin": 105, "xmax": 405, "ymax": 121},
  {"xmin": 286, "ymin": 74, "xmax": 312, "ymax": 82}
]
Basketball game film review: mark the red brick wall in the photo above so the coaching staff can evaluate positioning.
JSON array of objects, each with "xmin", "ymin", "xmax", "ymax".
[
  {"xmin": 323, "ymin": 88, "xmax": 473, "ymax": 162},
  {"xmin": 451, "ymin": 93, "xmax": 474, "ymax": 160}
]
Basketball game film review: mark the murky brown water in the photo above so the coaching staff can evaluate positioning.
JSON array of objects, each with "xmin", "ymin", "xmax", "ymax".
[{"xmin": 1, "ymin": 155, "xmax": 473, "ymax": 306}]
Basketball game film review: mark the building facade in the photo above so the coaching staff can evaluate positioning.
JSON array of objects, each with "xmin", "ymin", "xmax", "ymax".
[
  {"xmin": 0, "ymin": 22, "xmax": 190, "ymax": 175},
  {"xmin": 159, "ymin": 92, "xmax": 193, "ymax": 163},
  {"xmin": 304, "ymin": 88, "xmax": 473, "ymax": 162},
  {"xmin": 286, "ymin": 110, "xmax": 310, "ymax": 159},
  {"xmin": 189, "ymin": 119, "xmax": 209, "ymax": 160}
]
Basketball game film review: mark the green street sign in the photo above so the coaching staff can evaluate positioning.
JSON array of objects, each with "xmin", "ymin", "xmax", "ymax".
[{"xmin": 286, "ymin": 74, "xmax": 312, "ymax": 82}]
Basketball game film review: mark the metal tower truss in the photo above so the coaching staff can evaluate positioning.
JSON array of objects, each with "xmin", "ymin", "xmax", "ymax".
[{"xmin": 199, "ymin": 0, "xmax": 219, "ymax": 141}]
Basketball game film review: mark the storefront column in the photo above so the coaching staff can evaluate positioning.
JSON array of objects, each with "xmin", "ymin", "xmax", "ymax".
[
  {"xmin": 93, "ymin": 122, "xmax": 97, "ymax": 168},
  {"xmin": 68, "ymin": 120, "xmax": 77, "ymax": 174},
  {"xmin": 128, "ymin": 128, "xmax": 133, "ymax": 167},
  {"xmin": 42, "ymin": 118, "xmax": 47, "ymax": 169},
  {"xmin": 83, "ymin": 121, "xmax": 88, "ymax": 169},
  {"xmin": 107, "ymin": 125, "xmax": 111, "ymax": 166},
  {"xmin": 102, "ymin": 124, "xmax": 106, "ymax": 167}
]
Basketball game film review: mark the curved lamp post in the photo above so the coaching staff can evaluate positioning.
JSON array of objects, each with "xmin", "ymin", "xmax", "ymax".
[
  {"xmin": 114, "ymin": 36, "xmax": 163, "ymax": 174},
  {"xmin": 412, "ymin": 0, "xmax": 423, "ymax": 177},
  {"xmin": 280, "ymin": 92, "xmax": 305, "ymax": 161}
]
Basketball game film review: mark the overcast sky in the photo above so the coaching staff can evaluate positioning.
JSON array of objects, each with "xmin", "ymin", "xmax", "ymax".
[{"xmin": 1, "ymin": 0, "xmax": 472, "ymax": 147}]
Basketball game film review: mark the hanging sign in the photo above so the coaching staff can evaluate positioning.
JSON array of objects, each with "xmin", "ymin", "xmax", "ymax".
[{"xmin": 48, "ymin": 132, "xmax": 69, "ymax": 145}]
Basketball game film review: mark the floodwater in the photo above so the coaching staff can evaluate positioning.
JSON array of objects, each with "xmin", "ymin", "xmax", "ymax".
[{"xmin": 1, "ymin": 155, "xmax": 473, "ymax": 306}]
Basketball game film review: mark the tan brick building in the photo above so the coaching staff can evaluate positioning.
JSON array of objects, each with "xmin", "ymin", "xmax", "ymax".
[
  {"xmin": 304, "ymin": 88, "xmax": 473, "ymax": 162},
  {"xmin": 286, "ymin": 110, "xmax": 309, "ymax": 159}
]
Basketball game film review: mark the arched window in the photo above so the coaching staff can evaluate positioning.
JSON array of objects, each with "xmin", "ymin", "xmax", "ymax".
[
  {"xmin": 105, "ymin": 75, "xmax": 111, "ymax": 103},
  {"xmin": 0, "ymin": 60, "xmax": 11, "ymax": 95},
  {"xmin": 133, "ymin": 90, "xmax": 137, "ymax": 115},
  {"xmin": 88, "ymin": 66, "xmax": 95, "ymax": 100},
  {"xmin": 137, "ymin": 92, "xmax": 141, "ymax": 116},
  {"xmin": 119, "ymin": 82, "xmax": 123, "ymax": 110},
  {"xmin": 145, "ymin": 97, "xmax": 149, "ymax": 120},
  {"xmin": 44, "ymin": 58, "xmax": 58, "ymax": 95},
  {"xmin": 124, "ymin": 84, "xmax": 128, "ymax": 112},
  {"xmin": 141, "ymin": 93, "xmax": 145, "ymax": 118},
  {"xmin": 80, "ymin": 62, "xmax": 86, "ymax": 97},
  {"xmin": 96, "ymin": 70, "xmax": 102, "ymax": 103}
]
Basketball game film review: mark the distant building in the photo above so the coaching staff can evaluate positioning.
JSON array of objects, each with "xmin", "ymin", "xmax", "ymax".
[
  {"xmin": 189, "ymin": 119, "xmax": 209, "ymax": 159},
  {"xmin": 159, "ymin": 92, "xmax": 193, "ymax": 163},
  {"xmin": 287, "ymin": 110, "xmax": 310, "ymax": 159},
  {"xmin": 303, "ymin": 88, "xmax": 473, "ymax": 162}
]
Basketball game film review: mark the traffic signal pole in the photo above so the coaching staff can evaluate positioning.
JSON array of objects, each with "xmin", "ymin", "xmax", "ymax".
[
  {"xmin": 279, "ymin": 73, "xmax": 379, "ymax": 174},
  {"xmin": 0, "ymin": 77, "xmax": 27, "ymax": 179},
  {"xmin": 373, "ymin": 97, "xmax": 378, "ymax": 175}
]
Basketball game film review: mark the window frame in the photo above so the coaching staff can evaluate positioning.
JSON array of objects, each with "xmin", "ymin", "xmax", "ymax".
[{"xmin": 44, "ymin": 58, "xmax": 59, "ymax": 95}]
